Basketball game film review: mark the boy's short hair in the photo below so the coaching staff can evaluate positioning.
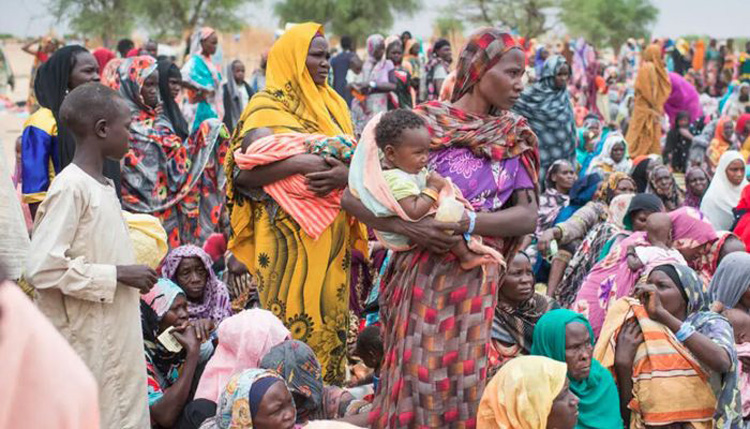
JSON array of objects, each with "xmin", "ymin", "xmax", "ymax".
[
  {"xmin": 374, "ymin": 108, "xmax": 426, "ymax": 150},
  {"xmin": 59, "ymin": 83, "xmax": 124, "ymax": 140},
  {"xmin": 356, "ymin": 325, "xmax": 383, "ymax": 355}
]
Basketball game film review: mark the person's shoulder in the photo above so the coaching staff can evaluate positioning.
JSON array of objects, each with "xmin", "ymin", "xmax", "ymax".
[
  {"xmin": 23, "ymin": 107, "xmax": 57, "ymax": 135},
  {"xmin": 46, "ymin": 165, "xmax": 92, "ymax": 197}
]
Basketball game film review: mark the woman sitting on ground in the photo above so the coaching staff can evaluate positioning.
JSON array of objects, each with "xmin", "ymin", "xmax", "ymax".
[
  {"xmin": 710, "ymin": 252, "xmax": 750, "ymax": 313},
  {"xmin": 596, "ymin": 263, "xmax": 741, "ymax": 428},
  {"xmin": 646, "ymin": 164, "xmax": 684, "ymax": 211},
  {"xmin": 701, "ymin": 150, "xmax": 748, "ymax": 231},
  {"xmin": 142, "ymin": 279, "xmax": 203, "ymax": 428},
  {"xmin": 683, "ymin": 166, "xmax": 710, "ymax": 209},
  {"xmin": 532, "ymin": 309, "xmax": 623, "ymax": 429},
  {"xmin": 489, "ymin": 251, "xmax": 559, "ymax": 371}
]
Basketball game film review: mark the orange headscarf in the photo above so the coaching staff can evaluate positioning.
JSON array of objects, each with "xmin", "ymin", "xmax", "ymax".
[{"xmin": 693, "ymin": 40, "xmax": 705, "ymax": 71}]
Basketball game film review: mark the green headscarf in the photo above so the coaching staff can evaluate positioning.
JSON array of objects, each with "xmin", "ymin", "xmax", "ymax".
[{"xmin": 531, "ymin": 309, "xmax": 623, "ymax": 429}]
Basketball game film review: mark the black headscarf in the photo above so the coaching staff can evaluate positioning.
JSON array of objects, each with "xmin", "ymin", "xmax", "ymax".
[
  {"xmin": 631, "ymin": 158, "xmax": 655, "ymax": 193},
  {"xmin": 623, "ymin": 193, "xmax": 664, "ymax": 230},
  {"xmin": 34, "ymin": 45, "xmax": 121, "ymax": 196},
  {"xmin": 157, "ymin": 59, "xmax": 189, "ymax": 140}
]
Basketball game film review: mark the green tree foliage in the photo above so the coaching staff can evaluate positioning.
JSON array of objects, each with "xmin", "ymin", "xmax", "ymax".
[
  {"xmin": 434, "ymin": 16, "xmax": 465, "ymax": 39},
  {"xmin": 133, "ymin": 0, "xmax": 256, "ymax": 40},
  {"xmin": 559, "ymin": 0, "xmax": 658, "ymax": 52},
  {"xmin": 51, "ymin": 0, "xmax": 136, "ymax": 46},
  {"xmin": 455, "ymin": 0, "xmax": 556, "ymax": 40},
  {"xmin": 274, "ymin": 0, "xmax": 420, "ymax": 47}
]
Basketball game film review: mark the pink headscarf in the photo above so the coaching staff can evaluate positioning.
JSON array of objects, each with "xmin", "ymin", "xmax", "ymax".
[{"xmin": 194, "ymin": 309, "xmax": 291, "ymax": 402}]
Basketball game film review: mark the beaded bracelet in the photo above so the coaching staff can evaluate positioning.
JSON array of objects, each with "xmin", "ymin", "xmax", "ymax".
[
  {"xmin": 675, "ymin": 322, "xmax": 696, "ymax": 342},
  {"xmin": 464, "ymin": 211, "xmax": 477, "ymax": 243}
]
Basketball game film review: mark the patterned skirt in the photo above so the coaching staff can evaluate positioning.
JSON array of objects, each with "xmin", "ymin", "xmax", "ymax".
[{"xmin": 369, "ymin": 249, "xmax": 500, "ymax": 428}]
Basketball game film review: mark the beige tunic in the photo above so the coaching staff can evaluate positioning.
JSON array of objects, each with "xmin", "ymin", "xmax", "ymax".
[{"xmin": 26, "ymin": 164, "xmax": 149, "ymax": 429}]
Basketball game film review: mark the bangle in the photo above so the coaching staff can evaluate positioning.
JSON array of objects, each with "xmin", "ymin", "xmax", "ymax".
[
  {"xmin": 422, "ymin": 188, "xmax": 439, "ymax": 201},
  {"xmin": 675, "ymin": 322, "xmax": 696, "ymax": 342},
  {"xmin": 463, "ymin": 211, "xmax": 477, "ymax": 243},
  {"xmin": 369, "ymin": 80, "xmax": 377, "ymax": 89}
]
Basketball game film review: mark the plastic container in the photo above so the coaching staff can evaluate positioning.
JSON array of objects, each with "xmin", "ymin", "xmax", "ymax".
[{"xmin": 435, "ymin": 194, "xmax": 465, "ymax": 234}]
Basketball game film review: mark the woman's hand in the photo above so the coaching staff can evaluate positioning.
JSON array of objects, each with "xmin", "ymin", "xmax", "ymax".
[
  {"xmin": 615, "ymin": 318, "xmax": 644, "ymax": 366},
  {"xmin": 400, "ymin": 217, "xmax": 463, "ymax": 254},
  {"xmin": 305, "ymin": 157, "xmax": 349, "ymax": 196},
  {"xmin": 634, "ymin": 283, "xmax": 668, "ymax": 323},
  {"xmin": 537, "ymin": 228, "xmax": 558, "ymax": 255},
  {"xmin": 191, "ymin": 318, "xmax": 214, "ymax": 343},
  {"xmin": 171, "ymin": 324, "xmax": 201, "ymax": 356}
]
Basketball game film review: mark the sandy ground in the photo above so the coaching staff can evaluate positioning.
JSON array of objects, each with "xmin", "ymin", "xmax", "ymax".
[{"xmin": 1, "ymin": 41, "xmax": 33, "ymax": 168}]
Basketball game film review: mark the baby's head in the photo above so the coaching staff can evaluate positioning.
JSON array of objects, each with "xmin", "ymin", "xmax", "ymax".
[
  {"xmin": 241, "ymin": 127, "xmax": 274, "ymax": 151},
  {"xmin": 349, "ymin": 55, "xmax": 363, "ymax": 74},
  {"xmin": 645, "ymin": 212, "xmax": 673, "ymax": 248},
  {"xmin": 723, "ymin": 308, "xmax": 750, "ymax": 344},
  {"xmin": 355, "ymin": 325, "xmax": 384, "ymax": 371},
  {"xmin": 375, "ymin": 109, "xmax": 430, "ymax": 174}
]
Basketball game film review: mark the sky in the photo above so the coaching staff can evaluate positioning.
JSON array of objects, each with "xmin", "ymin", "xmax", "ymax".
[{"xmin": 2, "ymin": 0, "xmax": 749, "ymax": 40}]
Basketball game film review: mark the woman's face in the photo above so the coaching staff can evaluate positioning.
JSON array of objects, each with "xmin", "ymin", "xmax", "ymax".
[
  {"xmin": 553, "ymin": 162, "xmax": 577, "ymax": 193},
  {"xmin": 554, "ymin": 63, "xmax": 570, "ymax": 90},
  {"xmin": 306, "ymin": 36, "xmax": 331, "ymax": 86},
  {"xmin": 68, "ymin": 52, "xmax": 100, "ymax": 90},
  {"xmin": 564, "ymin": 322, "xmax": 593, "ymax": 381},
  {"xmin": 409, "ymin": 42, "xmax": 420, "ymax": 56},
  {"xmin": 201, "ymin": 33, "xmax": 219, "ymax": 56},
  {"xmin": 175, "ymin": 256, "xmax": 208, "ymax": 301},
  {"xmin": 723, "ymin": 120, "xmax": 735, "ymax": 141},
  {"xmin": 677, "ymin": 116, "xmax": 690, "ymax": 128},
  {"xmin": 498, "ymin": 254, "xmax": 534, "ymax": 305},
  {"xmin": 630, "ymin": 209, "xmax": 651, "ymax": 232},
  {"xmin": 547, "ymin": 381, "xmax": 579, "ymax": 429},
  {"xmin": 158, "ymin": 294, "xmax": 190, "ymax": 333},
  {"xmin": 372, "ymin": 42, "xmax": 386, "ymax": 61},
  {"xmin": 678, "ymin": 242, "xmax": 708, "ymax": 265},
  {"xmin": 140, "ymin": 72, "xmax": 160, "ymax": 108},
  {"xmin": 168, "ymin": 76, "xmax": 182, "ymax": 100},
  {"xmin": 726, "ymin": 159, "xmax": 745, "ymax": 186},
  {"xmin": 387, "ymin": 42, "xmax": 404, "ymax": 66},
  {"xmin": 652, "ymin": 167, "xmax": 672, "ymax": 194},
  {"xmin": 475, "ymin": 48, "xmax": 525, "ymax": 111},
  {"xmin": 687, "ymin": 170, "xmax": 709, "ymax": 196},
  {"xmin": 253, "ymin": 381, "xmax": 297, "ymax": 429},
  {"xmin": 610, "ymin": 142, "xmax": 626, "ymax": 164},
  {"xmin": 437, "ymin": 45, "xmax": 452, "ymax": 63},
  {"xmin": 648, "ymin": 269, "xmax": 687, "ymax": 319},
  {"xmin": 613, "ymin": 178, "xmax": 636, "ymax": 197}
]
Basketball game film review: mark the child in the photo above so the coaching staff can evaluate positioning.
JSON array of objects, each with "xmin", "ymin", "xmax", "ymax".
[
  {"xmin": 664, "ymin": 111, "xmax": 694, "ymax": 174},
  {"xmin": 25, "ymin": 83, "xmax": 157, "ymax": 429},
  {"xmin": 626, "ymin": 213, "xmax": 686, "ymax": 275},
  {"xmin": 375, "ymin": 109, "xmax": 491, "ymax": 270},
  {"xmin": 720, "ymin": 308, "xmax": 750, "ymax": 418},
  {"xmin": 353, "ymin": 325, "xmax": 384, "ymax": 390}
]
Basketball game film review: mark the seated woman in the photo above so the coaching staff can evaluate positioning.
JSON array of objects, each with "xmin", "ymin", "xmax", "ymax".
[
  {"xmin": 707, "ymin": 117, "xmax": 737, "ymax": 173},
  {"xmin": 141, "ymin": 279, "xmax": 203, "ymax": 428},
  {"xmin": 683, "ymin": 166, "xmax": 709, "ymax": 209},
  {"xmin": 111, "ymin": 56, "xmax": 228, "ymax": 247},
  {"xmin": 596, "ymin": 263, "xmax": 741, "ymax": 428},
  {"xmin": 646, "ymin": 164, "xmax": 684, "ymax": 211},
  {"xmin": 554, "ymin": 193, "xmax": 663, "ymax": 308},
  {"xmin": 574, "ymin": 207, "xmax": 718, "ymax": 336},
  {"xmin": 575, "ymin": 114, "xmax": 605, "ymax": 174},
  {"xmin": 701, "ymin": 150, "xmax": 748, "ymax": 231},
  {"xmin": 161, "ymin": 245, "xmax": 232, "ymax": 333},
  {"xmin": 198, "ymin": 368, "xmax": 296, "ymax": 429},
  {"xmin": 586, "ymin": 132, "xmax": 632, "ymax": 176},
  {"xmin": 710, "ymin": 252, "xmax": 750, "ymax": 313},
  {"xmin": 537, "ymin": 160, "xmax": 577, "ymax": 239},
  {"xmin": 477, "ymin": 355, "xmax": 580, "ymax": 429},
  {"xmin": 531, "ymin": 309, "xmax": 622, "ymax": 429},
  {"xmin": 490, "ymin": 251, "xmax": 559, "ymax": 372}
]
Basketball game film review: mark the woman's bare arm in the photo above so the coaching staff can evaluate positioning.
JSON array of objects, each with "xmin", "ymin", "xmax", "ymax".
[{"xmin": 471, "ymin": 189, "xmax": 539, "ymax": 238}]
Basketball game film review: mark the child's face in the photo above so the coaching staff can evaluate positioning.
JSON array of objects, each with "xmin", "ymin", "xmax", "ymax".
[
  {"xmin": 357, "ymin": 347, "xmax": 383, "ymax": 370},
  {"xmin": 104, "ymin": 100, "xmax": 132, "ymax": 159},
  {"xmin": 677, "ymin": 116, "xmax": 689, "ymax": 128},
  {"xmin": 383, "ymin": 126, "xmax": 431, "ymax": 175},
  {"xmin": 233, "ymin": 63, "xmax": 246, "ymax": 83}
]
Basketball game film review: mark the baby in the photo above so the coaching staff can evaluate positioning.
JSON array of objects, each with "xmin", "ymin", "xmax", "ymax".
[
  {"xmin": 376, "ymin": 109, "xmax": 491, "ymax": 270},
  {"xmin": 722, "ymin": 308, "xmax": 750, "ymax": 418},
  {"xmin": 627, "ymin": 213, "xmax": 686, "ymax": 274}
]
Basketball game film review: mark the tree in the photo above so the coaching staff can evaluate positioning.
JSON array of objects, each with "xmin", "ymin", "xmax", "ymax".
[
  {"xmin": 454, "ymin": 0, "xmax": 556, "ymax": 40},
  {"xmin": 434, "ymin": 16, "xmax": 465, "ymax": 40},
  {"xmin": 274, "ymin": 0, "xmax": 420, "ymax": 47},
  {"xmin": 133, "ymin": 0, "xmax": 258, "ymax": 41},
  {"xmin": 559, "ymin": 0, "xmax": 658, "ymax": 53},
  {"xmin": 50, "ymin": 0, "xmax": 136, "ymax": 46}
]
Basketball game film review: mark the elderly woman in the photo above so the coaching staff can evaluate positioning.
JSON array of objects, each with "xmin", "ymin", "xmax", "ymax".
[
  {"xmin": 111, "ymin": 56, "xmax": 227, "ymax": 247},
  {"xmin": 684, "ymin": 167, "xmax": 710, "ymax": 209},
  {"xmin": 646, "ymin": 164, "xmax": 684, "ymax": 211},
  {"xmin": 342, "ymin": 29, "xmax": 539, "ymax": 427},
  {"xmin": 181, "ymin": 27, "xmax": 223, "ymax": 133},
  {"xmin": 596, "ymin": 263, "xmax": 741, "ymax": 428},
  {"xmin": 225, "ymin": 23, "xmax": 364, "ymax": 385},
  {"xmin": 513, "ymin": 54, "xmax": 577, "ymax": 175},
  {"xmin": 490, "ymin": 252, "xmax": 559, "ymax": 371},
  {"xmin": 586, "ymin": 132, "xmax": 632, "ymax": 176},
  {"xmin": 477, "ymin": 355, "xmax": 580, "ymax": 429},
  {"xmin": 701, "ymin": 151, "xmax": 748, "ymax": 231},
  {"xmin": 531, "ymin": 309, "xmax": 623, "ymax": 428}
]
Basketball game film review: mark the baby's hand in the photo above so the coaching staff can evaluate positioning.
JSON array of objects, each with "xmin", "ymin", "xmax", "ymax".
[{"xmin": 426, "ymin": 172, "xmax": 447, "ymax": 190}]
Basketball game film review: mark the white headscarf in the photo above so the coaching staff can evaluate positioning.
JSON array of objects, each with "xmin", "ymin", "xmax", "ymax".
[
  {"xmin": 700, "ymin": 150, "xmax": 748, "ymax": 230},
  {"xmin": 587, "ymin": 132, "xmax": 632, "ymax": 175}
]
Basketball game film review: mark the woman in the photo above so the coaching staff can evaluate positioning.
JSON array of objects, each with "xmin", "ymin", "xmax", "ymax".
[
  {"xmin": 630, "ymin": 155, "xmax": 662, "ymax": 193},
  {"xmin": 586, "ymin": 132, "xmax": 631, "ymax": 176},
  {"xmin": 181, "ymin": 27, "xmax": 223, "ymax": 133},
  {"xmin": 712, "ymin": 251, "xmax": 750, "ymax": 312},
  {"xmin": 722, "ymin": 82, "xmax": 750, "ymax": 119},
  {"xmin": 707, "ymin": 117, "xmax": 738, "ymax": 173},
  {"xmin": 477, "ymin": 355, "xmax": 580, "ymax": 429},
  {"xmin": 737, "ymin": 113, "xmax": 750, "ymax": 160},
  {"xmin": 141, "ymin": 279, "xmax": 202, "ymax": 428},
  {"xmin": 646, "ymin": 164, "xmax": 684, "ymax": 211},
  {"xmin": 575, "ymin": 115, "xmax": 604, "ymax": 173},
  {"xmin": 626, "ymin": 44, "xmax": 672, "ymax": 157},
  {"xmin": 695, "ymin": 231, "xmax": 746, "ymax": 287},
  {"xmin": 574, "ymin": 207, "xmax": 718, "ymax": 336},
  {"xmin": 512, "ymin": 55, "xmax": 577, "ymax": 175},
  {"xmin": 385, "ymin": 37, "xmax": 413, "ymax": 110},
  {"xmin": 224, "ymin": 23, "xmax": 363, "ymax": 385},
  {"xmin": 531, "ymin": 309, "xmax": 622, "ymax": 429},
  {"xmin": 113, "ymin": 56, "xmax": 228, "ymax": 248},
  {"xmin": 342, "ymin": 29, "xmax": 539, "ymax": 427},
  {"xmin": 701, "ymin": 150, "xmax": 748, "ymax": 231},
  {"xmin": 195, "ymin": 309, "xmax": 291, "ymax": 403},
  {"xmin": 424, "ymin": 38, "xmax": 452, "ymax": 102},
  {"xmin": 260, "ymin": 340, "xmax": 368, "ymax": 424},
  {"xmin": 198, "ymin": 368, "xmax": 296, "ymax": 429},
  {"xmin": 352, "ymin": 34, "xmax": 394, "ymax": 134},
  {"xmin": 92, "ymin": 47, "xmax": 116, "ymax": 78},
  {"xmin": 663, "ymin": 111, "xmax": 695, "ymax": 174},
  {"xmin": 537, "ymin": 160, "xmax": 576, "ymax": 235},
  {"xmin": 684, "ymin": 166, "xmax": 709, "ymax": 209},
  {"xmin": 402, "ymin": 39, "xmax": 422, "ymax": 105},
  {"xmin": 664, "ymin": 72, "xmax": 703, "ymax": 128},
  {"xmin": 21, "ymin": 45, "xmax": 118, "ymax": 217},
  {"xmin": 597, "ymin": 263, "xmax": 741, "ymax": 428},
  {"xmin": 160, "ymin": 245, "xmax": 232, "ymax": 327},
  {"xmin": 490, "ymin": 252, "xmax": 558, "ymax": 371},
  {"xmin": 158, "ymin": 59, "xmax": 189, "ymax": 140},
  {"xmin": 733, "ymin": 187, "xmax": 750, "ymax": 251}
]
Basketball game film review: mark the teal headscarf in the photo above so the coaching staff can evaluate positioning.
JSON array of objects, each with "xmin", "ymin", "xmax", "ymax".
[{"xmin": 531, "ymin": 309, "xmax": 623, "ymax": 429}]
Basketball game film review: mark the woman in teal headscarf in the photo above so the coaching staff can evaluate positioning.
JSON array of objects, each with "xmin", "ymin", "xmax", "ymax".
[{"xmin": 531, "ymin": 309, "xmax": 622, "ymax": 429}]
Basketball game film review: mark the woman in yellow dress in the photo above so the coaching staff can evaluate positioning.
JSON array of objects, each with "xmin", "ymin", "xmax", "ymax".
[{"xmin": 224, "ymin": 22, "xmax": 365, "ymax": 385}]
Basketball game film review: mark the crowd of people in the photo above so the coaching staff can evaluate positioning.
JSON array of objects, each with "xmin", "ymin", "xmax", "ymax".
[{"xmin": 3, "ymin": 19, "xmax": 750, "ymax": 429}]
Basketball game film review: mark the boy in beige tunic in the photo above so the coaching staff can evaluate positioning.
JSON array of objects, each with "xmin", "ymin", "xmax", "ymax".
[{"xmin": 26, "ymin": 83, "xmax": 158, "ymax": 429}]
